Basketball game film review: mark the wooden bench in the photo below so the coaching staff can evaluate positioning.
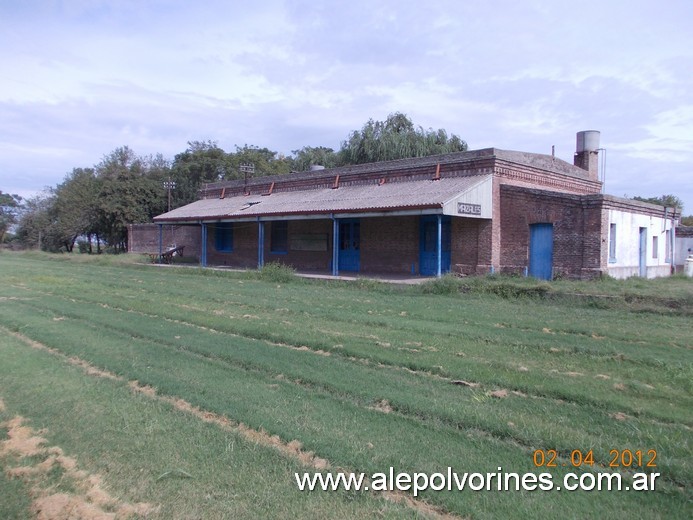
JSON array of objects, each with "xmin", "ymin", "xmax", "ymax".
[{"xmin": 148, "ymin": 245, "xmax": 185, "ymax": 264}]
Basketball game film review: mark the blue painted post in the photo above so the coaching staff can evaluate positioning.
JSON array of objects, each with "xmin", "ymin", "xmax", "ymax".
[
  {"xmin": 200, "ymin": 223, "xmax": 208, "ymax": 267},
  {"xmin": 157, "ymin": 224, "xmax": 163, "ymax": 263},
  {"xmin": 436, "ymin": 214, "xmax": 442, "ymax": 278},
  {"xmin": 332, "ymin": 217, "xmax": 339, "ymax": 276},
  {"xmin": 257, "ymin": 219, "xmax": 265, "ymax": 269}
]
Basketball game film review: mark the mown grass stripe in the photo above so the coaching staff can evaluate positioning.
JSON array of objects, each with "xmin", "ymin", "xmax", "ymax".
[
  {"xmin": 4, "ymin": 285, "xmax": 690, "ymax": 429},
  {"xmin": 1, "ymin": 298, "xmax": 690, "ymax": 491}
]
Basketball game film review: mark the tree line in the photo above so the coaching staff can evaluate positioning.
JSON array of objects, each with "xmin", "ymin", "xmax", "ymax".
[
  {"xmin": 2, "ymin": 112, "xmax": 690, "ymax": 253},
  {"xmin": 4, "ymin": 113, "xmax": 469, "ymax": 252}
]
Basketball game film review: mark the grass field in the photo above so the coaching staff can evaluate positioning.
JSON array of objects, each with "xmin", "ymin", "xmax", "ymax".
[{"xmin": 1, "ymin": 252, "xmax": 691, "ymax": 519}]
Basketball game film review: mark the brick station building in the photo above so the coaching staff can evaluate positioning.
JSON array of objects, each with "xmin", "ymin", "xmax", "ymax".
[{"xmin": 132, "ymin": 131, "xmax": 678, "ymax": 280}]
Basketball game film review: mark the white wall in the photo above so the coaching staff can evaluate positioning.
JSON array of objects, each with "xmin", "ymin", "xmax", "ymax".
[
  {"xmin": 675, "ymin": 235, "xmax": 693, "ymax": 268},
  {"xmin": 606, "ymin": 210, "xmax": 674, "ymax": 279}
]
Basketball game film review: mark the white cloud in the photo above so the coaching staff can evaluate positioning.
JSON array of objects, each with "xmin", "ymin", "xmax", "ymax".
[{"xmin": 1, "ymin": 0, "xmax": 692, "ymax": 211}]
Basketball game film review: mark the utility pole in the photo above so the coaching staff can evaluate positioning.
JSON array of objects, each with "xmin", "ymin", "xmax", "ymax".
[
  {"xmin": 163, "ymin": 179, "xmax": 176, "ymax": 212},
  {"xmin": 240, "ymin": 163, "xmax": 255, "ymax": 194}
]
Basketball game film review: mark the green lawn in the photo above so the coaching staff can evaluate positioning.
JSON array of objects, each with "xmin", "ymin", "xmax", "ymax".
[{"xmin": 1, "ymin": 252, "xmax": 691, "ymax": 519}]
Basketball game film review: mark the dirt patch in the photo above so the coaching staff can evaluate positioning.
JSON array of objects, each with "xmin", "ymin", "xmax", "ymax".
[
  {"xmin": 549, "ymin": 369, "xmax": 584, "ymax": 377},
  {"xmin": 609, "ymin": 412, "xmax": 630, "ymax": 421},
  {"xmin": 382, "ymin": 490, "xmax": 462, "ymax": 520},
  {"xmin": 128, "ymin": 381, "xmax": 157, "ymax": 397},
  {"xmin": 6, "ymin": 330, "xmax": 462, "ymax": 519},
  {"xmin": 368, "ymin": 399, "xmax": 394, "ymax": 414},
  {"xmin": 2, "ymin": 418, "xmax": 48, "ymax": 463},
  {"xmin": 294, "ymin": 345, "xmax": 331, "ymax": 356},
  {"xmin": 450, "ymin": 380, "xmax": 481, "ymax": 388},
  {"xmin": 32, "ymin": 493, "xmax": 114, "ymax": 520},
  {"xmin": 613, "ymin": 383, "xmax": 627, "ymax": 391},
  {"xmin": 67, "ymin": 356, "xmax": 121, "ymax": 381},
  {"xmin": 1, "ymin": 414, "xmax": 156, "ymax": 520},
  {"xmin": 0, "ymin": 398, "xmax": 5, "ymax": 412}
]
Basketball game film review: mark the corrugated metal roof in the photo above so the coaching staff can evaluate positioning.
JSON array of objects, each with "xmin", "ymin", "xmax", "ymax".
[
  {"xmin": 155, "ymin": 175, "xmax": 491, "ymax": 222},
  {"xmin": 202, "ymin": 148, "xmax": 590, "ymax": 194}
]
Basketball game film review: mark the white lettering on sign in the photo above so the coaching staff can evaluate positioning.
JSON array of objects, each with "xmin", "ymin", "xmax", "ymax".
[{"xmin": 458, "ymin": 202, "xmax": 482, "ymax": 215}]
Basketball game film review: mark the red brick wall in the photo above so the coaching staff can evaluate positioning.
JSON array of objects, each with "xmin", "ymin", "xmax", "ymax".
[
  {"xmin": 361, "ymin": 216, "xmax": 419, "ymax": 273},
  {"xmin": 127, "ymin": 224, "xmax": 201, "ymax": 259},
  {"xmin": 206, "ymin": 222, "xmax": 258, "ymax": 268},
  {"xmin": 451, "ymin": 218, "xmax": 483, "ymax": 275},
  {"xmin": 498, "ymin": 185, "xmax": 605, "ymax": 279},
  {"xmin": 264, "ymin": 219, "xmax": 333, "ymax": 271}
]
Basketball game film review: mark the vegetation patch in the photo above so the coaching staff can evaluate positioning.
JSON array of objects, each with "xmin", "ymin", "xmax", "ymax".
[
  {"xmin": 0, "ymin": 253, "xmax": 691, "ymax": 519},
  {"xmin": 256, "ymin": 261, "xmax": 299, "ymax": 284}
]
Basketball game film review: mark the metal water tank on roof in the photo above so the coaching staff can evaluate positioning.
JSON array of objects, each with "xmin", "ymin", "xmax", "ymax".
[{"xmin": 576, "ymin": 130, "xmax": 600, "ymax": 152}]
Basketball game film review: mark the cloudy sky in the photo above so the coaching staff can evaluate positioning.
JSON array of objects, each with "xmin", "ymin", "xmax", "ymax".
[{"xmin": 1, "ymin": 0, "xmax": 692, "ymax": 212}]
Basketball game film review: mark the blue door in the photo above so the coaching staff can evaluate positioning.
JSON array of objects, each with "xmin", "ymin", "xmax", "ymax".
[
  {"xmin": 639, "ymin": 227, "xmax": 647, "ymax": 277},
  {"xmin": 339, "ymin": 220, "xmax": 360, "ymax": 272},
  {"xmin": 529, "ymin": 223, "xmax": 553, "ymax": 280},
  {"xmin": 419, "ymin": 216, "xmax": 451, "ymax": 275}
]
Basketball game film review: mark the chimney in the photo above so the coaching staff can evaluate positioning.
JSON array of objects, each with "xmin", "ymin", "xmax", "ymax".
[{"xmin": 574, "ymin": 130, "xmax": 600, "ymax": 181}]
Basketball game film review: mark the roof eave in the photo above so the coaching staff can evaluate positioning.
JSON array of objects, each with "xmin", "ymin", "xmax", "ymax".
[{"xmin": 152, "ymin": 203, "xmax": 443, "ymax": 223}]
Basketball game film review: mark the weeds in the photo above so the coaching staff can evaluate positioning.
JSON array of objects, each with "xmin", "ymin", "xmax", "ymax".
[{"xmin": 256, "ymin": 262, "xmax": 298, "ymax": 283}]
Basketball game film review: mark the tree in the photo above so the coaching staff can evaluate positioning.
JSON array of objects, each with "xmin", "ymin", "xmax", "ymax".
[
  {"xmin": 52, "ymin": 168, "xmax": 100, "ymax": 252},
  {"xmin": 170, "ymin": 141, "xmax": 231, "ymax": 206},
  {"xmin": 632, "ymin": 194, "xmax": 684, "ymax": 211},
  {"xmin": 94, "ymin": 147, "xmax": 167, "ymax": 251},
  {"xmin": 226, "ymin": 145, "xmax": 293, "ymax": 180},
  {"xmin": 0, "ymin": 191, "xmax": 22, "ymax": 243},
  {"xmin": 15, "ymin": 192, "xmax": 63, "ymax": 251},
  {"xmin": 338, "ymin": 112, "xmax": 467, "ymax": 165},
  {"xmin": 291, "ymin": 146, "xmax": 339, "ymax": 171}
]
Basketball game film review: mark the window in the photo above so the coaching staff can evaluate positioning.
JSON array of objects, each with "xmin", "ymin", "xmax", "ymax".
[
  {"xmin": 652, "ymin": 236, "xmax": 658, "ymax": 259},
  {"xmin": 271, "ymin": 221, "xmax": 288, "ymax": 254},
  {"xmin": 215, "ymin": 223, "xmax": 233, "ymax": 252},
  {"xmin": 665, "ymin": 230, "xmax": 672, "ymax": 263},
  {"xmin": 608, "ymin": 224, "xmax": 617, "ymax": 263}
]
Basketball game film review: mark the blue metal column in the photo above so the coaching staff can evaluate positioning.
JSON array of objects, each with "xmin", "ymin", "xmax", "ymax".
[
  {"xmin": 332, "ymin": 216, "xmax": 339, "ymax": 276},
  {"xmin": 200, "ymin": 223, "xmax": 208, "ymax": 267},
  {"xmin": 436, "ymin": 214, "xmax": 442, "ymax": 278},
  {"xmin": 157, "ymin": 224, "xmax": 163, "ymax": 264},
  {"xmin": 257, "ymin": 219, "xmax": 265, "ymax": 269}
]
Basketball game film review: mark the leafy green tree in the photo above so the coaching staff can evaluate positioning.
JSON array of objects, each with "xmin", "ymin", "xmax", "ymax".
[
  {"xmin": 632, "ymin": 194, "xmax": 684, "ymax": 211},
  {"xmin": 291, "ymin": 146, "xmax": 339, "ymax": 171},
  {"xmin": 338, "ymin": 112, "xmax": 467, "ymax": 165},
  {"xmin": 15, "ymin": 192, "xmax": 68, "ymax": 251},
  {"xmin": 0, "ymin": 191, "xmax": 22, "ymax": 243},
  {"xmin": 226, "ymin": 145, "xmax": 293, "ymax": 180},
  {"xmin": 94, "ymin": 147, "xmax": 166, "ymax": 251},
  {"xmin": 52, "ymin": 168, "xmax": 101, "ymax": 252},
  {"xmin": 170, "ymin": 141, "xmax": 231, "ymax": 206}
]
